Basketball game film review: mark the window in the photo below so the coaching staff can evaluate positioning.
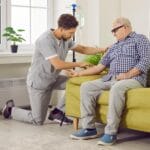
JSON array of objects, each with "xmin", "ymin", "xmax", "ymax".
[
  {"xmin": 0, "ymin": 0, "xmax": 76, "ymax": 52},
  {"xmin": 11, "ymin": 0, "xmax": 49, "ymax": 48},
  {"xmin": 0, "ymin": 0, "xmax": 7, "ymax": 50},
  {"xmin": 0, "ymin": 0, "xmax": 52, "ymax": 51},
  {"xmin": 0, "ymin": 0, "xmax": 1, "ymax": 44}
]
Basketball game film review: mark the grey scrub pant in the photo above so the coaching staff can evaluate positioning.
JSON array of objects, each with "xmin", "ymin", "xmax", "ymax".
[
  {"xmin": 80, "ymin": 78, "xmax": 142, "ymax": 135},
  {"xmin": 11, "ymin": 75, "xmax": 67, "ymax": 125}
]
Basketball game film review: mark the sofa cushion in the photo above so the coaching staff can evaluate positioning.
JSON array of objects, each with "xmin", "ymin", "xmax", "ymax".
[
  {"xmin": 97, "ymin": 88, "xmax": 150, "ymax": 109},
  {"xmin": 68, "ymin": 75, "xmax": 101, "ymax": 85}
]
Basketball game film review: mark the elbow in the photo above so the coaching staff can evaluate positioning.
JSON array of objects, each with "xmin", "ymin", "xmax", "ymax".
[
  {"xmin": 53, "ymin": 64, "xmax": 62, "ymax": 70},
  {"xmin": 51, "ymin": 60, "xmax": 65, "ymax": 70},
  {"xmin": 79, "ymin": 46, "xmax": 87, "ymax": 54},
  {"xmin": 53, "ymin": 61, "xmax": 66, "ymax": 70}
]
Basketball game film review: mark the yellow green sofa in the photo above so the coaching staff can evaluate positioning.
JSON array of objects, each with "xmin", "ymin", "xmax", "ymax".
[{"xmin": 65, "ymin": 75, "xmax": 150, "ymax": 132}]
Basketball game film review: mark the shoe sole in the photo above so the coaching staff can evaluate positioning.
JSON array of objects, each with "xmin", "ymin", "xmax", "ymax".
[
  {"xmin": 2, "ymin": 99, "xmax": 14, "ymax": 113},
  {"xmin": 2, "ymin": 99, "xmax": 14, "ymax": 119},
  {"xmin": 97, "ymin": 140, "xmax": 116, "ymax": 146},
  {"xmin": 2, "ymin": 105, "xmax": 7, "ymax": 114},
  {"xmin": 2, "ymin": 105, "xmax": 11, "ymax": 119},
  {"xmin": 49, "ymin": 119, "xmax": 73, "ymax": 125},
  {"xmin": 70, "ymin": 134, "xmax": 99, "ymax": 140}
]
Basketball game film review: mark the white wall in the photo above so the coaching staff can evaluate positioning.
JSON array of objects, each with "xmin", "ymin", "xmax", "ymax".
[
  {"xmin": 76, "ymin": 0, "xmax": 100, "ymax": 46},
  {"xmin": 0, "ymin": 53, "xmax": 32, "ymax": 78},
  {"xmin": 99, "ymin": 0, "xmax": 121, "ymax": 46},
  {"xmin": 121, "ymin": 0, "xmax": 150, "ymax": 38},
  {"xmin": 53, "ymin": 0, "xmax": 76, "ymax": 28},
  {"xmin": 0, "ymin": 63, "xmax": 30, "ymax": 78},
  {"xmin": 77, "ymin": 0, "xmax": 121, "ymax": 47},
  {"xmin": 77, "ymin": 0, "xmax": 150, "ymax": 47}
]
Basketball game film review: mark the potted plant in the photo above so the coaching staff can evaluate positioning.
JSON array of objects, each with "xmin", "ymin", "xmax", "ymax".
[
  {"xmin": 84, "ymin": 52, "xmax": 109, "ymax": 74},
  {"xmin": 3, "ymin": 27, "xmax": 25, "ymax": 53},
  {"xmin": 84, "ymin": 53, "xmax": 104, "ymax": 65}
]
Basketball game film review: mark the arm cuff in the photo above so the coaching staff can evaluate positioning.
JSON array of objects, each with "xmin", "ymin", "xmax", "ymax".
[{"xmin": 45, "ymin": 54, "xmax": 58, "ymax": 60}]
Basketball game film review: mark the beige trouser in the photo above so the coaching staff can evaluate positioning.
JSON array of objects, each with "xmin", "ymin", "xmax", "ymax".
[
  {"xmin": 11, "ymin": 75, "xmax": 67, "ymax": 125},
  {"xmin": 80, "ymin": 78, "xmax": 142, "ymax": 134}
]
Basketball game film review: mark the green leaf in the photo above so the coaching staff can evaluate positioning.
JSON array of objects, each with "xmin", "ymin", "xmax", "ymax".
[
  {"xmin": 84, "ymin": 53, "xmax": 103, "ymax": 65},
  {"xmin": 3, "ymin": 26, "xmax": 26, "ymax": 44},
  {"xmin": 5, "ymin": 27, "xmax": 16, "ymax": 34},
  {"xmin": 17, "ymin": 29, "xmax": 25, "ymax": 32},
  {"xmin": 2, "ymin": 33, "xmax": 10, "ymax": 37},
  {"xmin": 19, "ymin": 37, "xmax": 26, "ymax": 41}
]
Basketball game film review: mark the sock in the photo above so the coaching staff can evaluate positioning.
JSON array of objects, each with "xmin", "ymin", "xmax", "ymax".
[{"xmin": 51, "ymin": 108, "xmax": 61, "ymax": 114}]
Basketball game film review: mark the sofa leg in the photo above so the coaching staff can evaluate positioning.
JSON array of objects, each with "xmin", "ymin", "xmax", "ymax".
[{"xmin": 73, "ymin": 118, "xmax": 79, "ymax": 130}]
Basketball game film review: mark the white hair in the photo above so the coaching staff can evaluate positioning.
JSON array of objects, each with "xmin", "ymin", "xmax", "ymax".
[{"xmin": 114, "ymin": 17, "xmax": 132, "ymax": 29}]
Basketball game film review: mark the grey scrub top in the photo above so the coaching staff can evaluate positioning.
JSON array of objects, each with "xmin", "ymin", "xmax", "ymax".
[{"xmin": 27, "ymin": 29, "xmax": 76, "ymax": 90}]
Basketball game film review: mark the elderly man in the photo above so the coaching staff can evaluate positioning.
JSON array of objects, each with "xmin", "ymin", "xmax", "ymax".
[{"xmin": 70, "ymin": 17, "xmax": 150, "ymax": 145}]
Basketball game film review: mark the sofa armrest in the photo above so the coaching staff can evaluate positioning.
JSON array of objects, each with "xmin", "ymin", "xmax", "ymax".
[{"xmin": 68, "ymin": 70, "xmax": 108, "ymax": 85}]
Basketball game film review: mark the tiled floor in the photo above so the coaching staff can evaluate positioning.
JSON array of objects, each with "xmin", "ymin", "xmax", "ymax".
[{"xmin": 0, "ymin": 116, "xmax": 150, "ymax": 150}]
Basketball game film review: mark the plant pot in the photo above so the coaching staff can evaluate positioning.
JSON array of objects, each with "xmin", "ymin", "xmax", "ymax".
[{"xmin": 11, "ymin": 45, "xmax": 18, "ymax": 53}]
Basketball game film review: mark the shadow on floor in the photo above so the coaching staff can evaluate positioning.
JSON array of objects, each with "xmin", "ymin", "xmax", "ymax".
[{"xmin": 117, "ymin": 128, "xmax": 150, "ymax": 144}]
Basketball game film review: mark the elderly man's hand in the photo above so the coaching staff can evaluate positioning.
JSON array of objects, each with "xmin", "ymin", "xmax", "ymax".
[
  {"xmin": 116, "ymin": 73, "xmax": 130, "ymax": 80},
  {"xmin": 64, "ymin": 69, "xmax": 79, "ymax": 77}
]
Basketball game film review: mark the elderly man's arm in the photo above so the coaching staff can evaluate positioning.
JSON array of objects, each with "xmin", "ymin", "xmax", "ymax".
[
  {"xmin": 117, "ymin": 35, "xmax": 150, "ymax": 81},
  {"xmin": 134, "ymin": 36, "xmax": 150, "ymax": 73},
  {"xmin": 70, "ymin": 64, "xmax": 106, "ymax": 77},
  {"xmin": 116, "ymin": 68, "xmax": 141, "ymax": 80}
]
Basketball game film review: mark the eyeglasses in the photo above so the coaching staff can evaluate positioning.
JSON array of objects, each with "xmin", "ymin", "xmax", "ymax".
[{"xmin": 111, "ymin": 25, "xmax": 124, "ymax": 33}]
